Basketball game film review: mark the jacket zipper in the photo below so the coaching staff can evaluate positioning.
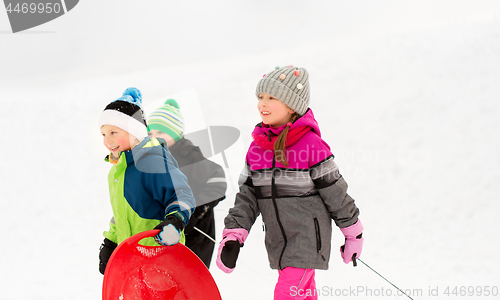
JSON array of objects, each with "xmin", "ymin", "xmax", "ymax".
[
  {"xmin": 271, "ymin": 155, "xmax": 288, "ymax": 269},
  {"xmin": 313, "ymin": 216, "xmax": 326, "ymax": 261}
]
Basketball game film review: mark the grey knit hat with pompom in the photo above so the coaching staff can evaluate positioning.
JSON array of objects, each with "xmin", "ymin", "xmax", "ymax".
[{"xmin": 255, "ymin": 66, "xmax": 310, "ymax": 116}]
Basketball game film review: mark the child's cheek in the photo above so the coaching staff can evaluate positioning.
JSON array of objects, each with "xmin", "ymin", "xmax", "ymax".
[{"xmin": 116, "ymin": 136, "xmax": 131, "ymax": 150}]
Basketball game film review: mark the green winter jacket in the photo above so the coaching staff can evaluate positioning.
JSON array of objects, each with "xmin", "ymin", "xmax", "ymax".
[{"xmin": 103, "ymin": 137, "xmax": 195, "ymax": 246}]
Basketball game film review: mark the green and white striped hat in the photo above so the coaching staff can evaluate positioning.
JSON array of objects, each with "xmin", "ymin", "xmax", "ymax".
[{"xmin": 147, "ymin": 99, "xmax": 184, "ymax": 142}]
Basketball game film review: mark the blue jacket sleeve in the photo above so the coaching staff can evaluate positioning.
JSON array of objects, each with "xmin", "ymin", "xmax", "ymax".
[{"xmin": 140, "ymin": 151, "xmax": 196, "ymax": 225}]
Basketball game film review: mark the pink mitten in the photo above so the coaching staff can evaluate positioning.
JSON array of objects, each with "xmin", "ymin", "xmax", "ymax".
[
  {"xmin": 340, "ymin": 219, "xmax": 364, "ymax": 264},
  {"xmin": 216, "ymin": 228, "xmax": 249, "ymax": 273}
]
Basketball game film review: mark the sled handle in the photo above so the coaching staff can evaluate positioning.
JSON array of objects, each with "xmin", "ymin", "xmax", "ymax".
[{"xmin": 122, "ymin": 229, "xmax": 161, "ymax": 246}]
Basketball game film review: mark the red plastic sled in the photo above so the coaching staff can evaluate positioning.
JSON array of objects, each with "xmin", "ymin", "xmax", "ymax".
[{"xmin": 102, "ymin": 230, "xmax": 222, "ymax": 300}]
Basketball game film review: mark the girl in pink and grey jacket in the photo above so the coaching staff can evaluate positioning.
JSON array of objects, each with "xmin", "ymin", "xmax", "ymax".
[{"xmin": 216, "ymin": 66, "xmax": 364, "ymax": 300}]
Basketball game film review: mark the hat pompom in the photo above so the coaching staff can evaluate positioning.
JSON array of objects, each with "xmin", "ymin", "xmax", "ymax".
[
  {"xmin": 99, "ymin": 87, "xmax": 147, "ymax": 140},
  {"xmin": 164, "ymin": 99, "xmax": 180, "ymax": 109},
  {"xmin": 116, "ymin": 87, "xmax": 142, "ymax": 107}
]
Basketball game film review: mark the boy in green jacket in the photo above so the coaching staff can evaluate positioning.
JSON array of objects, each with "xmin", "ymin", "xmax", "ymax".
[{"xmin": 97, "ymin": 88, "xmax": 195, "ymax": 275}]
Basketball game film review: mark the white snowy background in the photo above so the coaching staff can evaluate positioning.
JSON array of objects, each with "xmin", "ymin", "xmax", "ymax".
[{"xmin": 1, "ymin": 1, "xmax": 499, "ymax": 299}]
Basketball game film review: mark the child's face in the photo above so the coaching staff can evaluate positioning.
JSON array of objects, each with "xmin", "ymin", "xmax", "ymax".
[
  {"xmin": 148, "ymin": 130, "xmax": 176, "ymax": 148},
  {"xmin": 101, "ymin": 125, "xmax": 134, "ymax": 158},
  {"xmin": 257, "ymin": 93, "xmax": 295, "ymax": 127}
]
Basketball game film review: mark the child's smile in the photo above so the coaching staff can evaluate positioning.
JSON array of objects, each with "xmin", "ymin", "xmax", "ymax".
[
  {"xmin": 257, "ymin": 93, "xmax": 295, "ymax": 127},
  {"xmin": 109, "ymin": 145, "xmax": 121, "ymax": 156}
]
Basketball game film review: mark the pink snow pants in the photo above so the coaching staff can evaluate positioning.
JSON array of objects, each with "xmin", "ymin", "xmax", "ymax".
[{"xmin": 274, "ymin": 267, "xmax": 317, "ymax": 300}]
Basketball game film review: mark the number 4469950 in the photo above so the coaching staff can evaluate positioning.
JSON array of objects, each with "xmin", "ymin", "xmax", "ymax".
[
  {"xmin": 444, "ymin": 286, "xmax": 498, "ymax": 297},
  {"xmin": 5, "ymin": 2, "xmax": 62, "ymax": 14}
]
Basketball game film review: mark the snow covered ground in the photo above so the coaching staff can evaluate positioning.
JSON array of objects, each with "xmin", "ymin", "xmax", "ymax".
[{"xmin": 1, "ymin": 1, "xmax": 499, "ymax": 299}]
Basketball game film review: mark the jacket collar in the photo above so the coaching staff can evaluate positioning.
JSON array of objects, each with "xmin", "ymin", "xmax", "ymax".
[
  {"xmin": 168, "ymin": 137, "xmax": 193, "ymax": 157},
  {"xmin": 105, "ymin": 137, "xmax": 167, "ymax": 166},
  {"xmin": 251, "ymin": 108, "xmax": 320, "ymax": 150}
]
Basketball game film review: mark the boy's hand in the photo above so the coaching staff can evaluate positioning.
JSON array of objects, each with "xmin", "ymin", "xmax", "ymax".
[
  {"xmin": 184, "ymin": 204, "xmax": 209, "ymax": 234},
  {"xmin": 154, "ymin": 215, "xmax": 185, "ymax": 246},
  {"xmin": 99, "ymin": 238, "xmax": 117, "ymax": 275}
]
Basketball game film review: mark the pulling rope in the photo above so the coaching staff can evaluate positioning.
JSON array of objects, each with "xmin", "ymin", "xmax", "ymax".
[
  {"xmin": 353, "ymin": 255, "xmax": 415, "ymax": 300},
  {"xmin": 193, "ymin": 226, "xmax": 217, "ymax": 243}
]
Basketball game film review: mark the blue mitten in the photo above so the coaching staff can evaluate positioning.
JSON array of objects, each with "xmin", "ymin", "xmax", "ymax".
[{"xmin": 154, "ymin": 215, "xmax": 185, "ymax": 246}]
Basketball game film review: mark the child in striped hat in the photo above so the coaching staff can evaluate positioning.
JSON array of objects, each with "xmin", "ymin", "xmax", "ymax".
[
  {"xmin": 147, "ymin": 99, "xmax": 185, "ymax": 148},
  {"xmin": 97, "ymin": 88, "xmax": 195, "ymax": 275},
  {"xmin": 148, "ymin": 99, "xmax": 227, "ymax": 269}
]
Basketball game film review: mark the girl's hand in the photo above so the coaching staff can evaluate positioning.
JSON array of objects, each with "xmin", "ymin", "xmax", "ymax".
[
  {"xmin": 216, "ymin": 228, "xmax": 249, "ymax": 273},
  {"xmin": 340, "ymin": 220, "xmax": 364, "ymax": 264}
]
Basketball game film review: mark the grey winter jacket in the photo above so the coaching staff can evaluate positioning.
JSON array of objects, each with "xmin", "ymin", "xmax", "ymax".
[{"xmin": 224, "ymin": 109, "xmax": 360, "ymax": 270}]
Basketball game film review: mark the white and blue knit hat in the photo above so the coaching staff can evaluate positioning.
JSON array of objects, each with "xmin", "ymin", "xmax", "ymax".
[{"xmin": 98, "ymin": 87, "xmax": 148, "ymax": 140}]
